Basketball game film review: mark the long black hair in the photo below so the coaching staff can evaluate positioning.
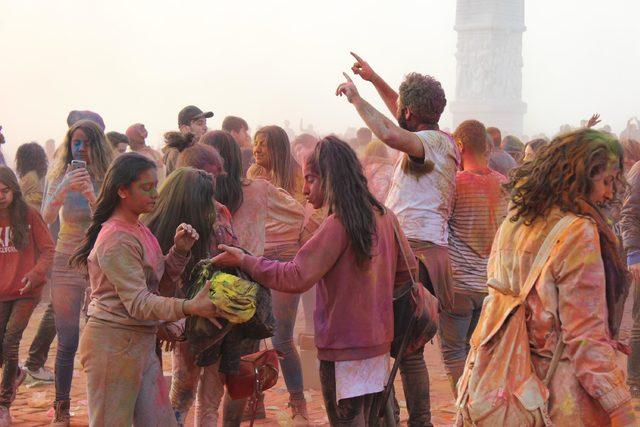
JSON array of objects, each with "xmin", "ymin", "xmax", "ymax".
[
  {"xmin": 143, "ymin": 168, "xmax": 215, "ymax": 281},
  {"xmin": 201, "ymin": 130, "xmax": 244, "ymax": 213},
  {"xmin": 70, "ymin": 153, "xmax": 157, "ymax": 268},
  {"xmin": 307, "ymin": 135, "xmax": 385, "ymax": 267},
  {"xmin": 0, "ymin": 166, "xmax": 31, "ymax": 250}
]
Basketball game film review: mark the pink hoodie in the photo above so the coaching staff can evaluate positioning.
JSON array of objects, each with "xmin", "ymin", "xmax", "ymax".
[{"xmin": 241, "ymin": 210, "xmax": 417, "ymax": 361}]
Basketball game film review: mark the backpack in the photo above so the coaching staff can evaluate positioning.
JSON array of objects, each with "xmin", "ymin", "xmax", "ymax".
[{"xmin": 455, "ymin": 214, "xmax": 578, "ymax": 427}]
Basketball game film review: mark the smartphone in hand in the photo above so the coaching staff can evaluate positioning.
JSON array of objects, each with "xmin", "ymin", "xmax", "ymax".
[{"xmin": 70, "ymin": 160, "xmax": 87, "ymax": 171}]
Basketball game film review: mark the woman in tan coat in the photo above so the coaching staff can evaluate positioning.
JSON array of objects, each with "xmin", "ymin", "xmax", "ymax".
[{"xmin": 463, "ymin": 129, "xmax": 635, "ymax": 426}]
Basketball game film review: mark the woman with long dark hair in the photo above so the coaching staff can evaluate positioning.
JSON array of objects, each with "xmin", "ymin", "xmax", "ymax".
[
  {"xmin": 144, "ymin": 167, "xmax": 221, "ymax": 427},
  {"xmin": 212, "ymin": 136, "xmax": 417, "ymax": 425},
  {"xmin": 41, "ymin": 120, "xmax": 114, "ymax": 425},
  {"xmin": 0, "ymin": 167, "xmax": 54, "ymax": 426},
  {"xmin": 202, "ymin": 130, "xmax": 317, "ymax": 423},
  {"xmin": 459, "ymin": 129, "xmax": 635, "ymax": 426},
  {"xmin": 15, "ymin": 142, "xmax": 48, "ymax": 211},
  {"xmin": 168, "ymin": 146, "xmax": 237, "ymax": 426},
  {"xmin": 70, "ymin": 153, "xmax": 219, "ymax": 426}
]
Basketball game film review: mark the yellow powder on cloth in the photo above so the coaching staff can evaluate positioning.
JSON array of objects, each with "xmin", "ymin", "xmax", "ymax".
[{"xmin": 208, "ymin": 271, "xmax": 257, "ymax": 324}]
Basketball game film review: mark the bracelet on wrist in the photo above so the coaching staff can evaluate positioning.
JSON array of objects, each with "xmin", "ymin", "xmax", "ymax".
[{"xmin": 182, "ymin": 299, "xmax": 188, "ymax": 316}]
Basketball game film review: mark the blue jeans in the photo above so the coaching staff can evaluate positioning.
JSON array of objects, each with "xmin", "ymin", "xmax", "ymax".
[
  {"xmin": 51, "ymin": 252, "xmax": 88, "ymax": 402},
  {"xmin": 272, "ymin": 290, "xmax": 303, "ymax": 395},
  {"xmin": 25, "ymin": 302, "xmax": 56, "ymax": 372},
  {"xmin": 438, "ymin": 290, "xmax": 486, "ymax": 387},
  {"xmin": 265, "ymin": 245, "xmax": 304, "ymax": 398}
]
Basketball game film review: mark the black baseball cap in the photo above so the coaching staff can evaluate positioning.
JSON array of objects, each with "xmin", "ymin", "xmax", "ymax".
[{"xmin": 178, "ymin": 106, "xmax": 213, "ymax": 127}]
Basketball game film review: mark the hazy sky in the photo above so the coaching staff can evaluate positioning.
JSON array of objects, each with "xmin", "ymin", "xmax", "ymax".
[{"xmin": 1, "ymin": 0, "xmax": 639, "ymax": 162}]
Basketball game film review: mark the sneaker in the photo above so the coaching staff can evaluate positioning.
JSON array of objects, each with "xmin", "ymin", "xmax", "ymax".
[
  {"xmin": 0, "ymin": 406, "xmax": 10, "ymax": 427},
  {"xmin": 24, "ymin": 366, "xmax": 54, "ymax": 382}
]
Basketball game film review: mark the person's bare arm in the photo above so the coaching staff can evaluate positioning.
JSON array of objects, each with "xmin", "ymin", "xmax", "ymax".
[
  {"xmin": 337, "ymin": 73, "xmax": 424, "ymax": 158},
  {"xmin": 350, "ymin": 52, "xmax": 399, "ymax": 117}
]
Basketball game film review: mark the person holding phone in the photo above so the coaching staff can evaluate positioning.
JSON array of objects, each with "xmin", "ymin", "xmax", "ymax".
[{"xmin": 41, "ymin": 120, "xmax": 114, "ymax": 426}]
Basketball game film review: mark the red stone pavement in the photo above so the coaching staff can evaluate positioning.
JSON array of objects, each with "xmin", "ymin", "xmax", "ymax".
[{"xmin": 9, "ymin": 296, "xmax": 636, "ymax": 426}]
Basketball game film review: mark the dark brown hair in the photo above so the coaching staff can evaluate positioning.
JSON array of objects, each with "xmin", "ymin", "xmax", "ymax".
[
  {"xmin": 144, "ymin": 168, "xmax": 215, "ymax": 280},
  {"xmin": 70, "ymin": 153, "xmax": 157, "ymax": 268},
  {"xmin": 306, "ymin": 136, "xmax": 385, "ymax": 267},
  {"xmin": 221, "ymin": 116, "xmax": 248, "ymax": 133},
  {"xmin": 15, "ymin": 142, "xmax": 48, "ymax": 179},
  {"xmin": 398, "ymin": 72, "xmax": 446, "ymax": 125},
  {"xmin": 201, "ymin": 131, "xmax": 244, "ymax": 213},
  {"xmin": 0, "ymin": 166, "xmax": 30, "ymax": 250}
]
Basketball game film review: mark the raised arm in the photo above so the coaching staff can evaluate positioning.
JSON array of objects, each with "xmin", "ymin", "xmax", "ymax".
[
  {"xmin": 350, "ymin": 52, "xmax": 399, "ymax": 117},
  {"xmin": 336, "ymin": 73, "xmax": 424, "ymax": 158}
]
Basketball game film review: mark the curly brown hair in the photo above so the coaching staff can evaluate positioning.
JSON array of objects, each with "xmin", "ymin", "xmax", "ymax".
[
  {"xmin": 398, "ymin": 72, "xmax": 446, "ymax": 125},
  {"xmin": 506, "ymin": 128, "xmax": 623, "ymax": 224}
]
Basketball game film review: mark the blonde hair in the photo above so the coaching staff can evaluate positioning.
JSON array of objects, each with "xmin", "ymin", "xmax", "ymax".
[{"xmin": 48, "ymin": 120, "xmax": 114, "ymax": 183}]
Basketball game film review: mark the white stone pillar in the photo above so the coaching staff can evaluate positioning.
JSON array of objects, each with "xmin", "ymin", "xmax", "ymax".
[{"xmin": 451, "ymin": 0, "xmax": 527, "ymax": 136}]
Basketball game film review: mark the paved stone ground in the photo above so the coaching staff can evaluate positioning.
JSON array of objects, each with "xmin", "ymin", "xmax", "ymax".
[{"xmin": 8, "ymin": 295, "xmax": 636, "ymax": 426}]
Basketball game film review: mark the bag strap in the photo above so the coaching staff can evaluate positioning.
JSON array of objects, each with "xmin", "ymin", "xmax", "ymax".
[
  {"xmin": 517, "ymin": 214, "xmax": 579, "ymax": 301},
  {"xmin": 376, "ymin": 218, "xmax": 419, "ymax": 423},
  {"xmin": 516, "ymin": 216, "xmax": 575, "ymax": 391}
]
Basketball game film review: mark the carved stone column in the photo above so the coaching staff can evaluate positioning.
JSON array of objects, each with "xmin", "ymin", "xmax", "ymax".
[{"xmin": 451, "ymin": 0, "xmax": 527, "ymax": 135}]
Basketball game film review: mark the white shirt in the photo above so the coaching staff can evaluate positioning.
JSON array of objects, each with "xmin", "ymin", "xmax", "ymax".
[{"xmin": 385, "ymin": 130, "xmax": 459, "ymax": 246}]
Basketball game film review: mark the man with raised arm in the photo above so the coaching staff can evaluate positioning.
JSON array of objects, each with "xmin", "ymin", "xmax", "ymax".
[{"xmin": 336, "ymin": 52, "xmax": 460, "ymax": 427}]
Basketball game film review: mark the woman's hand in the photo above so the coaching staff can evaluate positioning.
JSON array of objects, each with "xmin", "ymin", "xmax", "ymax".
[
  {"xmin": 174, "ymin": 223, "xmax": 199, "ymax": 255},
  {"xmin": 182, "ymin": 281, "xmax": 223, "ymax": 328},
  {"xmin": 79, "ymin": 176, "xmax": 96, "ymax": 205},
  {"xmin": 210, "ymin": 244, "xmax": 245, "ymax": 268},
  {"xmin": 19, "ymin": 276, "xmax": 33, "ymax": 295},
  {"xmin": 61, "ymin": 167, "xmax": 91, "ymax": 194}
]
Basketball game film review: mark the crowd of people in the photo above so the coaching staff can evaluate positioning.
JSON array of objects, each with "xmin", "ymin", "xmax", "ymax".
[{"xmin": 0, "ymin": 51, "xmax": 639, "ymax": 427}]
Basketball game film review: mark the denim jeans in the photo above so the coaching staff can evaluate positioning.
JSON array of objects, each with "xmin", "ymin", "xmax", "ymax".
[
  {"xmin": 629, "ymin": 280, "xmax": 640, "ymax": 391},
  {"xmin": 0, "ymin": 298, "xmax": 39, "ymax": 406},
  {"xmin": 398, "ymin": 348, "xmax": 433, "ymax": 427},
  {"xmin": 51, "ymin": 252, "xmax": 88, "ymax": 402},
  {"xmin": 438, "ymin": 290, "xmax": 486, "ymax": 390},
  {"xmin": 319, "ymin": 360, "xmax": 377, "ymax": 426},
  {"xmin": 24, "ymin": 302, "xmax": 56, "ymax": 372},
  {"xmin": 265, "ymin": 244, "xmax": 304, "ymax": 398},
  {"xmin": 271, "ymin": 290, "xmax": 304, "ymax": 395}
]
